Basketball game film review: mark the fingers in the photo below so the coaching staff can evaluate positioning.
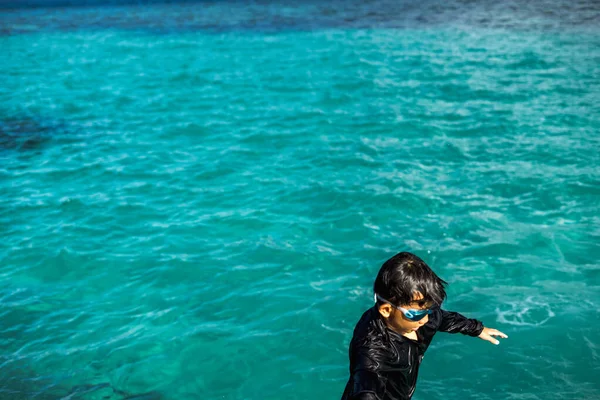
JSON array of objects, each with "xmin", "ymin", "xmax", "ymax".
[
  {"xmin": 481, "ymin": 333, "xmax": 501, "ymax": 345},
  {"xmin": 479, "ymin": 328, "xmax": 508, "ymax": 345},
  {"xmin": 487, "ymin": 329, "xmax": 508, "ymax": 339}
]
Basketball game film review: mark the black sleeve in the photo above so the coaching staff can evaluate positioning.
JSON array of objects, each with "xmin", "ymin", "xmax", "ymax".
[
  {"xmin": 350, "ymin": 389, "xmax": 380, "ymax": 400},
  {"xmin": 437, "ymin": 309, "xmax": 484, "ymax": 337},
  {"xmin": 348, "ymin": 369, "xmax": 383, "ymax": 400},
  {"xmin": 347, "ymin": 346, "xmax": 385, "ymax": 400}
]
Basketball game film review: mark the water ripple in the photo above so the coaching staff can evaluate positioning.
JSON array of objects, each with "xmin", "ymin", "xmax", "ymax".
[{"xmin": 1, "ymin": 3, "xmax": 599, "ymax": 399}]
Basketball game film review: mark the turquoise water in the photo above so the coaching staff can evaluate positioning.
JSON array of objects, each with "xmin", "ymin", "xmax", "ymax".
[{"xmin": 1, "ymin": 1, "xmax": 600, "ymax": 399}]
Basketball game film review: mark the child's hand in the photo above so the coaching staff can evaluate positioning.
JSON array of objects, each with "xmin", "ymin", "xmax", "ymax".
[{"xmin": 478, "ymin": 327, "xmax": 508, "ymax": 345}]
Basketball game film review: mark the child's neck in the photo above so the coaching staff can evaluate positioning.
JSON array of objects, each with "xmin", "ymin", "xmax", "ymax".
[{"xmin": 403, "ymin": 330, "xmax": 418, "ymax": 341}]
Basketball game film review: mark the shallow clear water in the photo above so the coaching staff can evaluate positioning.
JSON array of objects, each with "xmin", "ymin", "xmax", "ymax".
[{"xmin": 1, "ymin": 1, "xmax": 599, "ymax": 399}]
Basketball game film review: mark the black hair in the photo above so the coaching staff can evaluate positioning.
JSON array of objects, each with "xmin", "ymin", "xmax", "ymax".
[{"xmin": 373, "ymin": 252, "xmax": 447, "ymax": 307}]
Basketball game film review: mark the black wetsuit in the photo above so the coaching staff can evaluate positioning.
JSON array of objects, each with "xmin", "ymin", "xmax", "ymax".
[{"xmin": 341, "ymin": 306, "xmax": 484, "ymax": 400}]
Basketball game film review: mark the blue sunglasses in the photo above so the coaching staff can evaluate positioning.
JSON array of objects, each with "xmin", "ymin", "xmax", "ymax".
[{"xmin": 374, "ymin": 293, "xmax": 432, "ymax": 322}]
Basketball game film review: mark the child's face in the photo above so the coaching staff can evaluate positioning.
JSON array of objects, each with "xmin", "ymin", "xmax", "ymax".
[{"xmin": 378, "ymin": 292, "xmax": 432, "ymax": 334}]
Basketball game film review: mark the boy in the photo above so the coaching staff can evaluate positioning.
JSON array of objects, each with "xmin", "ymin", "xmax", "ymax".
[{"xmin": 341, "ymin": 252, "xmax": 507, "ymax": 400}]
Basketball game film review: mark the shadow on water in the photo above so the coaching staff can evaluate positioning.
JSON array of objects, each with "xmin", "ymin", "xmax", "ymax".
[
  {"xmin": 0, "ymin": 116, "xmax": 69, "ymax": 154},
  {"xmin": 0, "ymin": 302, "xmax": 163, "ymax": 399},
  {"xmin": 0, "ymin": 371, "xmax": 163, "ymax": 400},
  {"xmin": 1, "ymin": 354, "xmax": 163, "ymax": 400},
  {"xmin": 56, "ymin": 382, "xmax": 163, "ymax": 400}
]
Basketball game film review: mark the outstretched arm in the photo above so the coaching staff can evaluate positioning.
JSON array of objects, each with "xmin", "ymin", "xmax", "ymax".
[
  {"xmin": 438, "ymin": 309, "xmax": 484, "ymax": 336},
  {"xmin": 437, "ymin": 308, "xmax": 508, "ymax": 345}
]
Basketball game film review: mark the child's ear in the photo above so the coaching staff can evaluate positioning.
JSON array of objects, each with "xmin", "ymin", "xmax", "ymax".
[{"xmin": 377, "ymin": 303, "xmax": 393, "ymax": 318}]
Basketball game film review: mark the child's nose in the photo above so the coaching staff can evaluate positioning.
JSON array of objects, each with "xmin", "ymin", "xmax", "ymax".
[{"xmin": 418, "ymin": 315, "xmax": 429, "ymax": 325}]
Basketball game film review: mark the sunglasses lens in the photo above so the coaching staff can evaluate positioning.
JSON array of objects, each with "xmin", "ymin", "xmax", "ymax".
[{"xmin": 405, "ymin": 310, "xmax": 429, "ymax": 321}]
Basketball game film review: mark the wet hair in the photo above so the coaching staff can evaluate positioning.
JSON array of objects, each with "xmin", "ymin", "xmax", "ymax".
[{"xmin": 373, "ymin": 252, "xmax": 447, "ymax": 307}]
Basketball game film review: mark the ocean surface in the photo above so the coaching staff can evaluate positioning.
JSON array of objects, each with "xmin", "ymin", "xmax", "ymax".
[{"xmin": 1, "ymin": 1, "xmax": 599, "ymax": 399}]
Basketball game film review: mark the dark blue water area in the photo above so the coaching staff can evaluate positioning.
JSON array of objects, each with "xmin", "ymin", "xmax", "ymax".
[
  {"xmin": 0, "ymin": 116, "xmax": 67, "ymax": 152},
  {"xmin": 1, "ymin": 0, "xmax": 599, "ymax": 35}
]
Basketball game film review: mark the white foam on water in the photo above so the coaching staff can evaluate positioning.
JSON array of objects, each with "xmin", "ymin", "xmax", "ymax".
[{"xmin": 495, "ymin": 296, "xmax": 555, "ymax": 326}]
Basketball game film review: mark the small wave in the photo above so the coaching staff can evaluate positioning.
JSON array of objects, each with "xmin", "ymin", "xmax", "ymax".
[{"xmin": 495, "ymin": 296, "xmax": 555, "ymax": 326}]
